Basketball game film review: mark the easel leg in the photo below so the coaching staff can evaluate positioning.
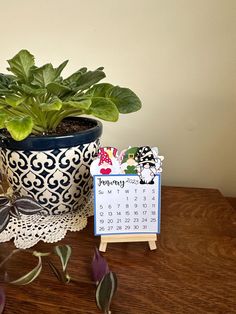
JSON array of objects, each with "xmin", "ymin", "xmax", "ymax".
[
  {"xmin": 148, "ymin": 241, "xmax": 157, "ymax": 250},
  {"xmin": 99, "ymin": 241, "xmax": 107, "ymax": 252}
]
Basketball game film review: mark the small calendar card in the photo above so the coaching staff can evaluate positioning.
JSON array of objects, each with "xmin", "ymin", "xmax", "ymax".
[
  {"xmin": 94, "ymin": 174, "xmax": 161, "ymax": 235},
  {"xmin": 90, "ymin": 146, "xmax": 164, "ymax": 240}
]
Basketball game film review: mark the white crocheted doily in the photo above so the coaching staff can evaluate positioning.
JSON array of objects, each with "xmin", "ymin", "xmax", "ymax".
[{"xmin": 0, "ymin": 193, "xmax": 94, "ymax": 249}]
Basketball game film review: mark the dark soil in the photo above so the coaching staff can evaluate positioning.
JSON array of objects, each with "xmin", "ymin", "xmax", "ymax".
[
  {"xmin": 1, "ymin": 118, "xmax": 97, "ymax": 138},
  {"xmin": 46, "ymin": 119, "xmax": 96, "ymax": 136}
]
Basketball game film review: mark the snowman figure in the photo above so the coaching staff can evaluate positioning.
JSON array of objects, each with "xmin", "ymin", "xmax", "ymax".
[{"xmin": 135, "ymin": 146, "xmax": 157, "ymax": 184}]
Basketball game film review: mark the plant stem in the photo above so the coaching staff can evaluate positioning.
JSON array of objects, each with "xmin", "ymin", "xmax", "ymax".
[
  {"xmin": 70, "ymin": 277, "xmax": 95, "ymax": 286},
  {"xmin": 0, "ymin": 249, "xmax": 21, "ymax": 269},
  {"xmin": 32, "ymin": 124, "xmax": 46, "ymax": 133},
  {"xmin": 21, "ymin": 103, "xmax": 39, "ymax": 121},
  {"xmin": 50, "ymin": 109, "xmax": 83, "ymax": 129},
  {"xmin": 0, "ymin": 248, "xmax": 41, "ymax": 271},
  {"xmin": 2, "ymin": 108, "xmax": 23, "ymax": 118},
  {"xmin": 31, "ymin": 97, "xmax": 47, "ymax": 129}
]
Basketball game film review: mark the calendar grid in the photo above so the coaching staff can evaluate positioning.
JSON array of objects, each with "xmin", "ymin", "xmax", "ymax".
[{"xmin": 93, "ymin": 174, "xmax": 161, "ymax": 236}]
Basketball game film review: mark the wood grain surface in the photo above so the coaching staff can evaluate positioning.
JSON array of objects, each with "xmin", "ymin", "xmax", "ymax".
[
  {"xmin": 1, "ymin": 186, "xmax": 236, "ymax": 314},
  {"xmin": 226, "ymin": 197, "xmax": 236, "ymax": 210}
]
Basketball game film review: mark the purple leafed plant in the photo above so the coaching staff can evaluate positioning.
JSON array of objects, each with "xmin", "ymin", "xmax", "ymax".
[
  {"xmin": 0, "ymin": 287, "xmax": 5, "ymax": 314},
  {"xmin": 0, "ymin": 194, "xmax": 43, "ymax": 233},
  {"xmin": 92, "ymin": 248, "xmax": 118, "ymax": 314},
  {"xmin": 92, "ymin": 247, "xmax": 110, "ymax": 285},
  {"xmin": 0, "ymin": 246, "xmax": 118, "ymax": 313},
  {"xmin": 0, "ymin": 171, "xmax": 43, "ymax": 233}
]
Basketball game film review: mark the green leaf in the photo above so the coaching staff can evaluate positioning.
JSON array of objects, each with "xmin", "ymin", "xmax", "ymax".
[
  {"xmin": 31, "ymin": 64, "xmax": 59, "ymax": 87},
  {"xmin": 10, "ymin": 255, "xmax": 42, "ymax": 285},
  {"xmin": 64, "ymin": 67, "xmax": 87, "ymax": 86},
  {"xmin": 106, "ymin": 86, "xmax": 142, "ymax": 113},
  {"xmin": 63, "ymin": 99, "xmax": 91, "ymax": 110},
  {"xmin": 21, "ymin": 84, "xmax": 46, "ymax": 96},
  {"xmin": 54, "ymin": 245, "xmax": 72, "ymax": 272},
  {"xmin": 0, "ymin": 73, "xmax": 15, "ymax": 89},
  {"xmin": 96, "ymin": 272, "xmax": 117, "ymax": 313},
  {"xmin": 47, "ymin": 82, "xmax": 72, "ymax": 97},
  {"xmin": 7, "ymin": 50, "xmax": 35, "ymax": 81},
  {"xmin": 48, "ymin": 260, "xmax": 69, "ymax": 283},
  {"xmin": 89, "ymin": 84, "xmax": 142, "ymax": 114},
  {"xmin": 89, "ymin": 98, "xmax": 119, "ymax": 121},
  {"xmin": 0, "ymin": 89, "xmax": 13, "ymax": 97},
  {"xmin": 6, "ymin": 116, "xmax": 33, "ymax": 141},
  {"xmin": 33, "ymin": 251, "xmax": 51, "ymax": 257},
  {"xmin": 5, "ymin": 95, "xmax": 26, "ymax": 107},
  {"xmin": 86, "ymin": 83, "xmax": 113, "ymax": 97},
  {"xmin": 0, "ymin": 112, "xmax": 7, "ymax": 128},
  {"xmin": 74, "ymin": 68, "xmax": 106, "ymax": 92},
  {"xmin": 55, "ymin": 60, "xmax": 69, "ymax": 77},
  {"xmin": 40, "ymin": 98, "xmax": 62, "ymax": 111},
  {"xmin": 0, "ymin": 97, "xmax": 8, "ymax": 107}
]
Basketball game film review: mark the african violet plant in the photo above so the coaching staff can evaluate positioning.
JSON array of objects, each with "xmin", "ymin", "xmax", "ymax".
[
  {"xmin": 0, "ymin": 246, "xmax": 117, "ymax": 314},
  {"xmin": 0, "ymin": 49, "xmax": 141, "ymax": 141}
]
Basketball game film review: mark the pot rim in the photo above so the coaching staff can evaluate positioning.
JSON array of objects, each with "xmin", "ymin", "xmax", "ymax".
[{"xmin": 0, "ymin": 117, "xmax": 103, "ymax": 151}]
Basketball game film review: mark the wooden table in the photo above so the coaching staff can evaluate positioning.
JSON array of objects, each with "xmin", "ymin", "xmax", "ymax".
[{"xmin": 1, "ymin": 186, "xmax": 236, "ymax": 313}]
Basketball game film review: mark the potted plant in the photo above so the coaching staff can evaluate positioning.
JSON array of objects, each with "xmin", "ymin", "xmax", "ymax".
[{"xmin": 0, "ymin": 50, "xmax": 141, "ymax": 215}]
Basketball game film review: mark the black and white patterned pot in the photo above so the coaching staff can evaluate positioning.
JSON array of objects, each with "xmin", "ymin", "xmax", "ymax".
[{"xmin": 0, "ymin": 117, "xmax": 102, "ymax": 215}]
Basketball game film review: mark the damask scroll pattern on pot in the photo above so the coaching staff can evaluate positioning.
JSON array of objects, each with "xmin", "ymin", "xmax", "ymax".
[{"xmin": 0, "ymin": 140, "xmax": 99, "ymax": 215}]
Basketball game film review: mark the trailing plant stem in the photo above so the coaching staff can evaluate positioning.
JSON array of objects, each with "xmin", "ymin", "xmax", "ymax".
[
  {"xmin": 0, "ymin": 249, "xmax": 21, "ymax": 269},
  {"xmin": 70, "ymin": 277, "xmax": 95, "ymax": 286}
]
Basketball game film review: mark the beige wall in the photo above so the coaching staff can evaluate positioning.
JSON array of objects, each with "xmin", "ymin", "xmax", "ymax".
[{"xmin": 0, "ymin": 0, "xmax": 235, "ymax": 196}]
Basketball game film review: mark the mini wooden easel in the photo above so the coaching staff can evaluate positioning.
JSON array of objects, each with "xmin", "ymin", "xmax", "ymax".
[{"xmin": 99, "ymin": 234, "xmax": 157, "ymax": 252}]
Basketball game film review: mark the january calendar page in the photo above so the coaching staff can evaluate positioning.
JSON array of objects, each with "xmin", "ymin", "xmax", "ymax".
[
  {"xmin": 94, "ymin": 174, "xmax": 161, "ymax": 235},
  {"xmin": 90, "ymin": 146, "xmax": 164, "ymax": 236}
]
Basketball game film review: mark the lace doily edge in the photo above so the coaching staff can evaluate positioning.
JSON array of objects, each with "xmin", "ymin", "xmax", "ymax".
[{"xmin": 0, "ymin": 214, "xmax": 91, "ymax": 249}]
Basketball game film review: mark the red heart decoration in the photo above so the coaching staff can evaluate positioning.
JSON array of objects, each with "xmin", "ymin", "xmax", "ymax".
[{"xmin": 100, "ymin": 168, "xmax": 111, "ymax": 175}]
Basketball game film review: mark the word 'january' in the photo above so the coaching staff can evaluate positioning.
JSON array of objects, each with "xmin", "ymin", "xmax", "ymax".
[{"xmin": 97, "ymin": 178, "xmax": 125, "ymax": 189}]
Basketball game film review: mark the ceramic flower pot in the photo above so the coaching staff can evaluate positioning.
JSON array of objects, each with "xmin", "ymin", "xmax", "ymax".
[{"xmin": 0, "ymin": 117, "xmax": 102, "ymax": 215}]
